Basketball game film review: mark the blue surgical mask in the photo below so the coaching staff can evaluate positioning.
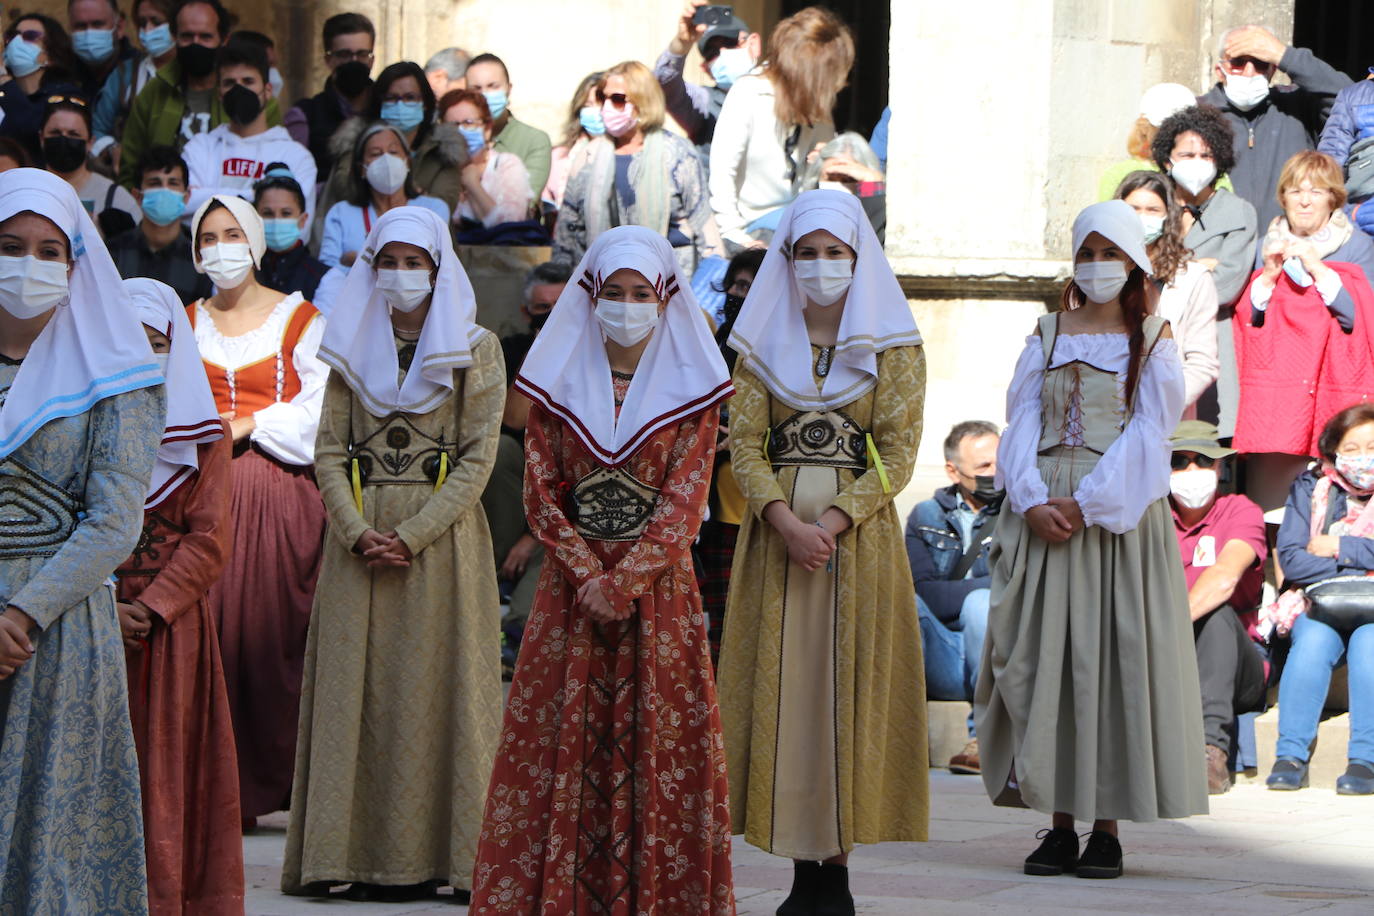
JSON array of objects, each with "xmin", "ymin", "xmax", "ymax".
[
  {"xmin": 140, "ymin": 187, "xmax": 185, "ymax": 226},
  {"xmin": 380, "ymin": 99, "xmax": 425, "ymax": 132},
  {"xmin": 263, "ymin": 218, "xmax": 301, "ymax": 252},
  {"xmin": 139, "ymin": 23, "xmax": 174, "ymax": 58},
  {"xmin": 1283, "ymin": 256, "xmax": 1314, "ymax": 288},
  {"xmin": 458, "ymin": 126, "xmax": 485, "ymax": 154},
  {"xmin": 579, "ymin": 105, "xmax": 605, "ymax": 136},
  {"xmin": 72, "ymin": 27, "xmax": 115, "ymax": 65},
  {"xmin": 708, "ymin": 46, "xmax": 754, "ymax": 90},
  {"xmin": 483, "ymin": 89, "xmax": 508, "ymax": 120},
  {"xmin": 4, "ymin": 35, "xmax": 42, "ymax": 79}
]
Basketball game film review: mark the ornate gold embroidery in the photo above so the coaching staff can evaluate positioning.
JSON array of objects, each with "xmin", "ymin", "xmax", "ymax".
[{"xmin": 767, "ymin": 409, "xmax": 867, "ymax": 471}]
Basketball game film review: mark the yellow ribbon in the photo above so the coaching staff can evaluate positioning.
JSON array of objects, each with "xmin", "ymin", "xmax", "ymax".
[
  {"xmin": 866, "ymin": 433, "xmax": 891, "ymax": 494},
  {"xmin": 351, "ymin": 458, "xmax": 363, "ymax": 514},
  {"xmin": 435, "ymin": 451, "xmax": 448, "ymax": 491}
]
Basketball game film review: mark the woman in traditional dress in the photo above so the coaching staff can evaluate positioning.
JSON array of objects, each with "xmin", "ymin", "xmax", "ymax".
[
  {"xmin": 0, "ymin": 168, "xmax": 165, "ymax": 910},
  {"xmin": 283, "ymin": 206, "xmax": 505, "ymax": 903},
  {"xmin": 187, "ymin": 194, "xmax": 328, "ymax": 827},
  {"xmin": 718, "ymin": 189, "xmax": 928, "ymax": 915},
  {"xmin": 471, "ymin": 225, "xmax": 735, "ymax": 914},
  {"xmin": 117, "ymin": 277, "xmax": 243, "ymax": 914},
  {"xmin": 977, "ymin": 200, "xmax": 1207, "ymax": 879}
]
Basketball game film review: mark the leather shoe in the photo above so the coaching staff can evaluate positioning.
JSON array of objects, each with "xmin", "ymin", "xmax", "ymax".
[
  {"xmin": 1336, "ymin": 759, "xmax": 1374, "ymax": 795},
  {"xmin": 1205, "ymin": 744, "xmax": 1232, "ymax": 795},
  {"xmin": 1024, "ymin": 827, "xmax": 1078, "ymax": 876},
  {"xmin": 1266, "ymin": 756, "xmax": 1309, "ymax": 790},
  {"xmin": 949, "ymin": 738, "xmax": 980, "ymax": 775}
]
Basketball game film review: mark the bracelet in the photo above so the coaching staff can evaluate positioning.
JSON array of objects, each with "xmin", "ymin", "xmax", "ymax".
[{"xmin": 814, "ymin": 520, "xmax": 829, "ymax": 534}]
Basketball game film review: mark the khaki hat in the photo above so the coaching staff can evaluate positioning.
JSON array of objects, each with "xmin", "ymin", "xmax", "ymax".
[{"xmin": 1170, "ymin": 420, "xmax": 1236, "ymax": 459}]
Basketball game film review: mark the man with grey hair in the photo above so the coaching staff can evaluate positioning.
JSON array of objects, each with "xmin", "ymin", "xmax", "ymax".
[
  {"xmin": 1198, "ymin": 24, "xmax": 1349, "ymax": 229},
  {"xmin": 425, "ymin": 47, "xmax": 470, "ymax": 98}
]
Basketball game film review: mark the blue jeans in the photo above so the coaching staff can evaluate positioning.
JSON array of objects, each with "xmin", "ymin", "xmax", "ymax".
[
  {"xmin": 917, "ymin": 589, "xmax": 990, "ymax": 736},
  {"xmin": 1275, "ymin": 614, "xmax": 1374, "ymax": 763}
]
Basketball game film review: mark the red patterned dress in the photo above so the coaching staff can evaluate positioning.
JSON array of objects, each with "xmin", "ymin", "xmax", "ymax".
[{"xmin": 471, "ymin": 374, "xmax": 734, "ymax": 915}]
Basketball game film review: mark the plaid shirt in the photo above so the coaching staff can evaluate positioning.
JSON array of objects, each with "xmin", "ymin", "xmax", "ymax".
[{"xmin": 107, "ymin": 225, "xmax": 213, "ymax": 306}]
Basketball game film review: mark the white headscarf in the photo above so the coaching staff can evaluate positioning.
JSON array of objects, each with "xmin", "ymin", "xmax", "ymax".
[
  {"xmin": 728, "ymin": 189, "xmax": 922, "ymax": 411},
  {"xmin": 317, "ymin": 206, "xmax": 485, "ymax": 417},
  {"xmin": 0, "ymin": 169, "xmax": 162, "ymax": 458},
  {"xmin": 515, "ymin": 225, "xmax": 732, "ymax": 466},
  {"xmin": 126, "ymin": 278, "xmax": 224, "ymax": 508},
  {"xmin": 190, "ymin": 193, "xmax": 266, "ymax": 270},
  {"xmin": 1071, "ymin": 199, "xmax": 1154, "ymax": 275}
]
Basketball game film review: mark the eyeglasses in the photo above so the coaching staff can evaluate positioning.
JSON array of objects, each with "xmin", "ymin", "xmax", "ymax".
[
  {"xmin": 382, "ymin": 92, "xmax": 422, "ymax": 104},
  {"xmin": 596, "ymin": 92, "xmax": 630, "ymax": 109},
  {"xmin": 12, "ymin": 29, "xmax": 43, "ymax": 43},
  {"xmin": 326, "ymin": 49, "xmax": 374, "ymax": 63},
  {"xmin": 449, "ymin": 117, "xmax": 485, "ymax": 129},
  {"xmin": 46, "ymin": 94, "xmax": 88, "ymax": 108},
  {"xmin": 1170, "ymin": 453, "xmax": 1217, "ymax": 471}
]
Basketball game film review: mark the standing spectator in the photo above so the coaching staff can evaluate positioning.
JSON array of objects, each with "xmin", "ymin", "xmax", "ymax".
[
  {"xmin": 709, "ymin": 6, "xmax": 850, "ymax": 251},
  {"xmin": 91, "ymin": 0, "xmax": 179, "ymax": 169},
  {"xmin": 439, "ymin": 89, "xmax": 532, "ymax": 229},
  {"xmin": 554, "ymin": 62, "xmax": 719, "ymax": 272},
  {"xmin": 1098, "ymin": 83, "xmax": 1202, "ymax": 200},
  {"xmin": 254, "ymin": 163, "xmax": 328, "ymax": 300},
  {"xmin": 186, "ymin": 194, "xmax": 327, "ymax": 829},
  {"xmin": 182, "ymin": 40, "xmax": 315, "ymax": 221},
  {"xmin": 1234, "ymin": 150, "xmax": 1374, "ymax": 510},
  {"xmin": 654, "ymin": 0, "xmax": 760, "ymax": 157},
  {"xmin": 1199, "ymin": 24, "xmax": 1349, "ymax": 230},
  {"xmin": 68, "ymin": 0, "xmax": 138, "ymax": 102},
  {"xmin": 1267, "ymin": 403, "xmax": 1374, "ymax": 796},
  {"xmin": 464, "ymin": 53, "xmax": 552, "ymax": 197},
  {"xmin": 1168, "ymin": 421, "xmax": 1268, "ymax": 795},
  {"xmin": 1115, "ymin": 170, "xmax": 1220, "ymax": 412},
  {"xmin": 0, "ymin": 168, "xmax": 165, "ymax": 914},
  {"xmin": 118, "ymin": 277, "xmax": 244, "ymax": 914},
  {"xmin": 108, "ymin": 144, "xmax": 211, "ymax": 304},
  {"xmin": 318, "ymin": 122, "xmax": 451, "ymax": 268},
  {"xmin": 0, "ymin": 13, "xmax": 82, "ymax": 157},
  {"xmin": 424, "ymin": 46, "xmax": 468, "ymax": 97},
  {"xmin": 907, "ymin": 421, "xmax": 1001, "ymax": 776},
  {"xmin": 40, "ymin": 96, "xmax": 142, "ymax": 237},
  {"xmin": 284, "ymin": 12, "xmax": 374, "ymax": 178},
  {"xmin": 542, "ymin": 70, "xmax": 604, "ymax": 210},
  {"xmin": 1318, "ymin": 72, "xmax": 1374, "ymax": 232}
]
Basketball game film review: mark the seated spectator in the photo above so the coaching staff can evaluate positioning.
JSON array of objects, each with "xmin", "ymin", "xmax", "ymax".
[
  {"xmin": 1234, "ymin": 150, "xmax": 1374, "ymax": 511},
  {"xmin": 1267, "ymin": 403, "xmax": 1374, "ymax": 796},
  {"xmin": 91, "ymin": 0, "xmax": 179, "ymax": 169},
  {"xmin": 254, "ymin": 162, "xmax": 327, "ymax": 301},
  {"xmin": 464, "ymin": 53, "xmax": 551, "ymax": 197},
  {"xmin": 554, "ymin": 61, "xmax": 719, "ymax": 272},
  {"xmin": 0, "ymin": 13, "xmax": 83, "ymax": 158},
  {"xmin": 284, "ymin": 13, "xmax": 375, "ymax": 178},
  {"xmin": 1098, "ymin": 83, "xmax": 1204, "ymax": 201},
  {"xmin": 438, "ymin": 89, "xmax": 532, "ymax": 229},
  {"xmin": 182, "ymin": 40, "xmax": 316, "ymax": 222},
  {"xmin": 68, "ymin": 0, "xmax": 138, "ymax": 106},
  {"xmin": 1115, "ymin": 170, "xmax": 1219, "ymax": 412},
  {"xmin": 542, "ymin": 70, "xmax": 604, "ymax": 211},
  {"xmin": 654, "ymin": 0, "xmax": 760, "ymax": 157},
  {"xmin": 226, "ymin": 29, "xmax": 280, "ymax": 98},
  {"xmin": 424, "ymin": 46, "xmax": 469, "ymax": 97},
  {"xmin": 1168, "ymin": 421, "xmax": 1268, "ymax": 794},
  {"xmin": 318, "ymin": 121, "xmax": 450, "ymax": 268},
  {"xmin": 709, "ymin": 7, "xmax": 850, "ymax": 251},
  {"xmin": 108, "ymin": 144, "xmax": 212, "ymax": 304},
  {"xmin": 1200, "ymin": 24, "xmax": 1349, "ymax": 231},
  {"xmin": 0, "ymin": 136, "xmax": 30, "ymax": 171},
  {"xmin": 906, "ymin": 420, "xmax": 1002, "ymax": 775},
  {"xmin": 41, "ymin": 95, "xmax": 142, "ymax": 238},
  {"xmin": 803, "ymin": 131, "xmax": 886, "ymax": 241}
]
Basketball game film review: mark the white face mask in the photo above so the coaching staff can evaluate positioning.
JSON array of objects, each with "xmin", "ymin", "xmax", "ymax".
[
  {"xmin": 1223, "ymin": 72, "xmax": 1270, "ymax": 111},
  {"xmin": 1170, "ymin": 467, "xmax": 1218, "ymax": 509},
  {"xmin": 1073, "ymin": 260, "xmax": 1129, "ymax": 304},
  {"xmin": 376, "ymin": 268, "xmax": 433, "ymax": 312},
  {"xmin": 594, "ymin": 297, "xmax": 660, "ymax": 347},
  {"xmin": 0, "ymin": 255, "xmax": 70, "ymax": 318},
  {"xmin": 366, "ymin": 153, "xmax": 409, "ymax": 195},
  {"xmin": 199, "ymin": 242, "xmax": 255, "ymax": 289},
  {"xmin": 1140, "ymin": 213, "xmax": 1165, "ymax": 243},
  {"xmin": 793, "ymin": 257, "xmax": 853, "ymax": 307},
  {"xmin": 1170, "ymin": 158, "xmax": 1218, "ymax": 196}
]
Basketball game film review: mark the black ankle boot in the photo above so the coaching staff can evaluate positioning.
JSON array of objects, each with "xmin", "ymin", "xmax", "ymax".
[
  {"xmin": 814, "ymin": 863, "xmax": 855, "ymax": 916},
  {"xmin": 777, "ymin": 860, "xmax": 821, "ymax": 916}
]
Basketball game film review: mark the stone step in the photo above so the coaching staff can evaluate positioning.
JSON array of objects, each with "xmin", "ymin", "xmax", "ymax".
[{"xmin": 927, "ymin": 699, "xmax": 973, "ymax": 768}]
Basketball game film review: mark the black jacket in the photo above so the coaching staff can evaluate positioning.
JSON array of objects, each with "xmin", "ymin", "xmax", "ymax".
[{"xmin": 905, "ymin": 484, "xmax": 999, "ymax": 624}]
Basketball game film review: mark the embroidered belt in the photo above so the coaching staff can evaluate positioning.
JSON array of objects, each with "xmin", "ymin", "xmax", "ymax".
[
  {"xmin": 346, "ymin": 414, "xmax": 455, "ymax": 511},
  {"xmin": 569, "ymin": 467, "xmax": 659, "ymax": 542},
  {"xmin": 767, "ymin": 409, "xmax": 868, "ymax": 471},
  {"xmin": 0, "ymin": 459, "xmax": 83, "ymax": 558}
]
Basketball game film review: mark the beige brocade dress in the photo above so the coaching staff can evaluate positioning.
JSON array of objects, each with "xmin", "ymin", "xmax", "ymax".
[
  {"xmin": 282, "ymin": 332, "xmax": 506, "ymax": 891},
  {"xmin": 718, "ymin": 344, "xmax": 929, "ymax": 860}
]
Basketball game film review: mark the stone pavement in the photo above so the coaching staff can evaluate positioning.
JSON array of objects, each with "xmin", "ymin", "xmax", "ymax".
[{"xmin": 243, "ymin": 771, "xmax": 1374, "ymax": 914}]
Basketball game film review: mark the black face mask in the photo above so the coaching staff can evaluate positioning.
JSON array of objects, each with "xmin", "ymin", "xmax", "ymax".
[
  {"xmin": 972, "ymin": 474, "xmax": 1004, "ymax": 505},
  {"xmin": 528, "ymin": 310, "xmax": 550, "ymax": 333},
  {"xmin": 222, "ymin": 83, "xmax": 263, "ymax": 125},
  {"xmin": 722, "ymin": 292, "xmax": 746, "ymax": 325},
  {"xmin": 333, "ymin": 60, "xmax": 372, "ymax": 98},
  {"xmin": 177, "ymin": 42, "xmax": 216, "ymax": 79},
  {"xmin": 42, "ymin": 135, "xmax": 87, "ymax": 173}
]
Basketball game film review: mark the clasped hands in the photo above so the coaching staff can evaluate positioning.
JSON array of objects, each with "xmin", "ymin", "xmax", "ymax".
[
  {"xmin": 0, "ymin": 605, "xmax": 35, "ymax": 679},
  {"xmin": 1025, "ymin": 497, "xmax": 1085, "ymax": 544},
  {"xmin": 767, "ymin": 503, "xmax": 852, "ymax": 572},
  {"xmin": 575, "ymin": 576, "xmax": 631, "ymax": 625},
  {"xmin": 354, "ymin": 529, "xmax": 414, "ymax": 568}
]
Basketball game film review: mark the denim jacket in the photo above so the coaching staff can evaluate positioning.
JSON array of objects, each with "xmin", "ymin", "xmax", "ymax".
[{"xmin": 905, "ymin": 484, "xmax": 998, "ymax": 624}]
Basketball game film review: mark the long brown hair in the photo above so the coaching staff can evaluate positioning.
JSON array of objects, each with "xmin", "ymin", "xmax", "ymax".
[
  {"xmin": 762, "ymin": 6, "xmax": 854, "ymax": 127},
  {"xmin": 1060, "ymin": 265, "xmax": 1153, "ymax": 411},
  {"xmin": 1113, "ymin": 170, "xmax": 1192, "ymax": 285},
  {"xmin": 558, "ymin": 70, "xmax": 604, "ymax": 149}
]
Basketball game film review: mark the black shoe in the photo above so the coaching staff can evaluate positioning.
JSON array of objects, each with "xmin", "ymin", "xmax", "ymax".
[
  {"xmin": 1266, "ymin": 756, "xmax": 1310, "ymax": 790},
  {"xmin": 814, "ymin": 863, "xmax": 855, "ymax": 916},
  {"xmin": 1023, "ymin": 827, "xmax": 1079, "ymax": 876},
  {"xmin": 1076, "ymin": 830, "xmax": 1123, "ymax": 879},
  {"xmin": 777, "ymin": 861, "xmax": 821, "ymax": 916},
  {"xmin": 342, "ymin": 881, "xmax": 439, "ymax": 902},
  {"xmin": 1337, "ymin": 759, "xmax": 1374, "ymax": 795}
]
